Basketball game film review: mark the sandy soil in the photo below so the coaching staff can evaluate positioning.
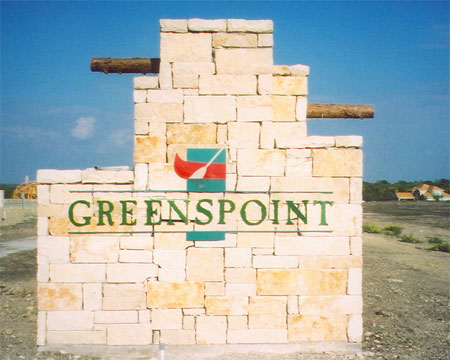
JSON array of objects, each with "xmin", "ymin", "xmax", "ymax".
[{"xmin": 0, "ymin": 201, "xmax": 448, "ymax": 359}]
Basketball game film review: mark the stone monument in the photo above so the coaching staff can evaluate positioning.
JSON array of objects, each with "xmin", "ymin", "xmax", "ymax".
[{"xmin": 37, "ymin": 18, "xmax": 366, "ymax": 351}]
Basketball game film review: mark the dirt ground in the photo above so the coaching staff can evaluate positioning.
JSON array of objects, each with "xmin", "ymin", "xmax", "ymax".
[{"xmin": 0, "ymin": 201, "xmax": 448, "ymax": 359}]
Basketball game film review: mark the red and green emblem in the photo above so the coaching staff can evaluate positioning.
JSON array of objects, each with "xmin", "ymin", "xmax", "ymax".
[
  {"xmin": 174, "ymin": 148, "xmax": 226, "ymax": 192},
  {"xmin": 174, "ymin": 148, "xmax": 226, "ymax": 241}
]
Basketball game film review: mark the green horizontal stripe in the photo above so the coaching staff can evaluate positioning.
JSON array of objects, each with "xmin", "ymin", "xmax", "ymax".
[
  {"xmin": 68, "ymin": 230, "xmax": 333, "ymax": 235},
  {"xmin": 69, "ymin": 190, "xmax": 334, "ymax": 194}
]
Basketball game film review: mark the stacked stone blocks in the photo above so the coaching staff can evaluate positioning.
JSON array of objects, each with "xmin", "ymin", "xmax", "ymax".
[{"xmin": 37, "ymin": 19, "xmax": 363, "ymax": 346}]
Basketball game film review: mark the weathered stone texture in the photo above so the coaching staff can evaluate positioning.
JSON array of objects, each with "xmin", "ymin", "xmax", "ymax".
[
  {"xmin": 298, "ymin": 256, "xmax": 362, "ymax": 269},
  {"xmin": 47, "ymin": 311, "xmax": 93, "ymax": 331},
  {"xmin": 298, "ymin": 295, "xmax": 362, "ymax": 315},
  {"xmin": 205, "ymin": 296, "xmax": 248, "ymax": 315},
  {"xmin": 213, "ymin": 33, "xmax": 257, "ymax": 48},
  {"xmin": 161, "ymin": 33, "xmax": 212, "ymax": 62},
  {"xmin": 350, "ymin": 237, "xmax": 363, "ymax": 256},
  {"xmin": 196, "ymin": 316, "xmax": 227, "ymax": 344},
  {"xmin": 260, "ymin": 122, "xmax": 308, "ymax": 149},
  {"xmin": 184, "ymin": 96, "xmax": 236, "ymax": 123},
  {"xmin": 312, "ymin": 149, "xmax": 363, "ymax": 177},
  {"xmin": 226, "ymin": 283, "xmax": 256, "ymax": 297},
  {"xmin": 147, "ymin": 282, "xmax": 204, "ymax": 308},
  {"xmin": 119, "ymin": 250, "xmax": 153, "ymax": 263},
  {"xmin": 272, "ymin": 95, "xmax": 296, "ymax": 122},
  {"xmin": 83, "ymin": 283, "xmax": 102, "ymax": 311},
  {"xmin": 134, "ymin": 76, "xmax": 159, "ymax": 89},
  {"xmin": 172, "ymin": 62, "xmax": 215, "ymax": 88},
  {"xmin": 134, "ymin": 136, "xmax": 166, "ymax": 163},
  {"xmin": 160, "ymin": 19, "xmax": 187, "ymax": 33},
  {"xmin": 258, "ymin": 74, "xmax": 272, "ymax": 95},
  {"xmin": 258, "ymin": 33, "xmax": 273, "ymax": 47},
  {"xmin": 38, "ymin": 236, "xmax": 70, "ymax": 264},
  {"xmin": 225, "ymin": 247, "xmax": 252, "ymax": 268},
  {"xmin": 257, "ymin": 269, "xmax": 348, "ymax": 296},
  {"xmin": 348, "ymin": 268, "xmax": 363, "ymax": 295},
  {"xmin": 253, "ymin": 255, "xmax": 298, "ymax": 269},
  {"xmin": 296, "ymin": 96, "xmax": 307, "ymax": 121},
  {"xmin": 237, "ymin": 96, "xmax": 273, "ymax": 122},
  {"xmin": 288, "ymin": 314, "xmax": 347, "ymax": 341},
  {"xmin": 120, "ymin": 236, "xmax": 153, "ymax": 250},
  {"xmin": 152, "ymin": 309, "xmax": 183, "ymax": 329},
  {"xmin": 135, "ymin": 103, "xmax": 183, "ymax": 123},
  {"xmin": 188, "ymin": 19, "xmax": 227, "ymax": 32},
  {"xmin": 187, "ymin": 248, "xmax": 224, "ymax": 281},
  {"xmin": 37, "ymin": 169, "xmax": 82, "ymax": 184},
  {"xmin": 50, "ymin": 264, "xmax": 105, "ymax": 283},
  {"xmin": 248, "ymin": 296, "xmax": 287, "ymax": 329},
  {"xmin": 348, "ymin": 314, "xmax": 363, "ymax": 342},
  {"xmin": 159, "ymin": 62, "xmax": 172, "ymax": 90},
  {"xmin": 103, "ymin": 283, "xmax": 146, "ymax": 310},
  {"xmin": 205, "ymin": 282, "xmax": 225, "ymax": 296},
  {"xmin": 236, "ymin": 176, "xmax": 270, "ymax": 191},
  {"xmin": 70, "ymin": 237, "xmax": 119, "ymax": 263},
  {"xmin": 47, "ymin": 330, "xmax": 106, "ymax": 345},
  {"xmin": 199, "ymin": 75, "xmax": 257, "ymax": 95},
  {"xmin": 225, "ymin": 268, "xmax": 256, "ymax": 283},
  {"xmin": 38, "ymin": 283, "xmax": 82, "ymax": 311},
  {"xmin": 228, "ymin": 315, "xmax": 248, "ymax": 330},
  {"xmin": 273, "ymin": 76, "xmax": 308, "ymax": 95},
  {"xmin": 147, "ymin": 89, "xmax": 183, "ymax": 103},
  {"xmin": 107, "ymin": 324, "xmax": 152, "ymax": 345},
  {"xmin": 227, "ymin": 329, "xmax": 287, "ymax": 344},
  {"xmin": 134, "ymin": 90, "xmax": 146, "ymax": 103},
  {"xmin": 228, "ymin": 122, "xmax": 260, "ymax": 149},
  {"xmin": 94, "ymin": 310, "xmax": 138, "ymax": 324},
  {"xmin": 275, "ymin": 237, "xmax": 350, "ymax": 256},
  {"xmin": 106, "ymin": 263, "xmax": 157, "ymax": 283},
  {"xmin": 147, "ymin": 163, "xmax": 185, "ymax": 190},
  {"xmin": 160, "ymin": 329, "xmax": 196, "ymax": 344},
  {"xmin": 215, "ymin": 48, "xmax": 272, "ymax": 75},
  {"xmin": 237, "ymin": 149, "xmax": 285, "ymax": 176},
  {"xmin": 227, "ymin": 19, "xmax": 273, "ymax": 33},
  {"xmin": 335, "ymin": 135, "xmax": 363, "ymax": 148}
]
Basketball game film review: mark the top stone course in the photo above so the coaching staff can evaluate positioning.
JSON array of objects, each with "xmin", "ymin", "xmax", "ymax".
[{"xmin": 159, "ymin": 19, "xmax": 275, "ymax": 75}]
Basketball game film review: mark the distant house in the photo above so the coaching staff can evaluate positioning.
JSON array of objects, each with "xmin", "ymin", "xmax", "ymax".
[
  {"xmin": 395, "ymin": 192, "xmax": 416, "ymax": 201},
  {"xmin": 411, "ymin": 184, "xmax": 428, "ymax": 196},
  {"xmin": 410, "ymin": 184, "xmax": 450, "ymax": 201}
]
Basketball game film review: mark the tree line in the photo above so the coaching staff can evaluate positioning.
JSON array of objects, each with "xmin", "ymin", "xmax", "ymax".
[
  {"xmin": 0, "ymin": 184, "xmax": 17, "ymax": 198},
  {"xmin": 363, "ymin": 179, "xmax": 450, "ymax": 202}
]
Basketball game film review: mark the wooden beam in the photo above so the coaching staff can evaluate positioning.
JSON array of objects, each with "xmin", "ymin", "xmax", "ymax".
[
  {"xmin": 307, "ymin": 104, "xmax": 374, "ymax": 119},
  {"xmin": 90, "ymin": 58, "xmax": 160, "ymax": 74}
]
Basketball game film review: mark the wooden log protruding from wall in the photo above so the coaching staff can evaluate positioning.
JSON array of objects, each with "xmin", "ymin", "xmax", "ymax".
[
  {"xmin": 91, "ymin": 58, "xmax": 160, "ymax": 74},
  {"xmin": 306, "ymin": 104, "xmax": 374, "ymax": 119}
]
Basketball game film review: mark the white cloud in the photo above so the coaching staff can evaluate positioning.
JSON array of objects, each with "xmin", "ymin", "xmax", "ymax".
[
  {"xmin": 108, "ymin": 129, "xmax": 132, "ymax": 146},
  {"xmin": 1, "ymin": 125, "xmax": 60, "ymax": 140},
  {"xmin": 72, "ymin": 117, "xmax": 95, "ymax": 140}
]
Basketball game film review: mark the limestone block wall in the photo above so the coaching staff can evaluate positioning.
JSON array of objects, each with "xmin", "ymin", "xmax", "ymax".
[{"xmin": 37, "ymin": 19, "xmax": 363, "ymax": 347}]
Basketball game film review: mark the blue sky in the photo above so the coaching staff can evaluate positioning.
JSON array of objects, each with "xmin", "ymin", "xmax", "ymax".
[{"xmin": 1, "ymin": 1, "xmax": 448, "ymax": 184}]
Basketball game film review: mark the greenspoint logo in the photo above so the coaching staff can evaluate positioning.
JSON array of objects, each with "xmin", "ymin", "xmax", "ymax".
[{"xmin": 67, "ymin": 147, "xmax": 335, "ymax": 239}]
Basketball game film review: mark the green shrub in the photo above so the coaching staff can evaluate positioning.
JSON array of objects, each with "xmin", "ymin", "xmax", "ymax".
[
  {"xmin": 363, "ymin": 224, "xmax": 383, "ymax": 234},
  {"xmin": 427, "ymin": 236, "xmax": 444, "ymax": 244},
  {"xmin": 382, "ymin": 225, "xmax": 402, "ymax": 237},
  {"xmin": 427, "ymin": 242, "xmax": 450, "ymax": 253},
  {"xmin": 399, "ymin": 234, "xmax": 423, "ymax": 244}
]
